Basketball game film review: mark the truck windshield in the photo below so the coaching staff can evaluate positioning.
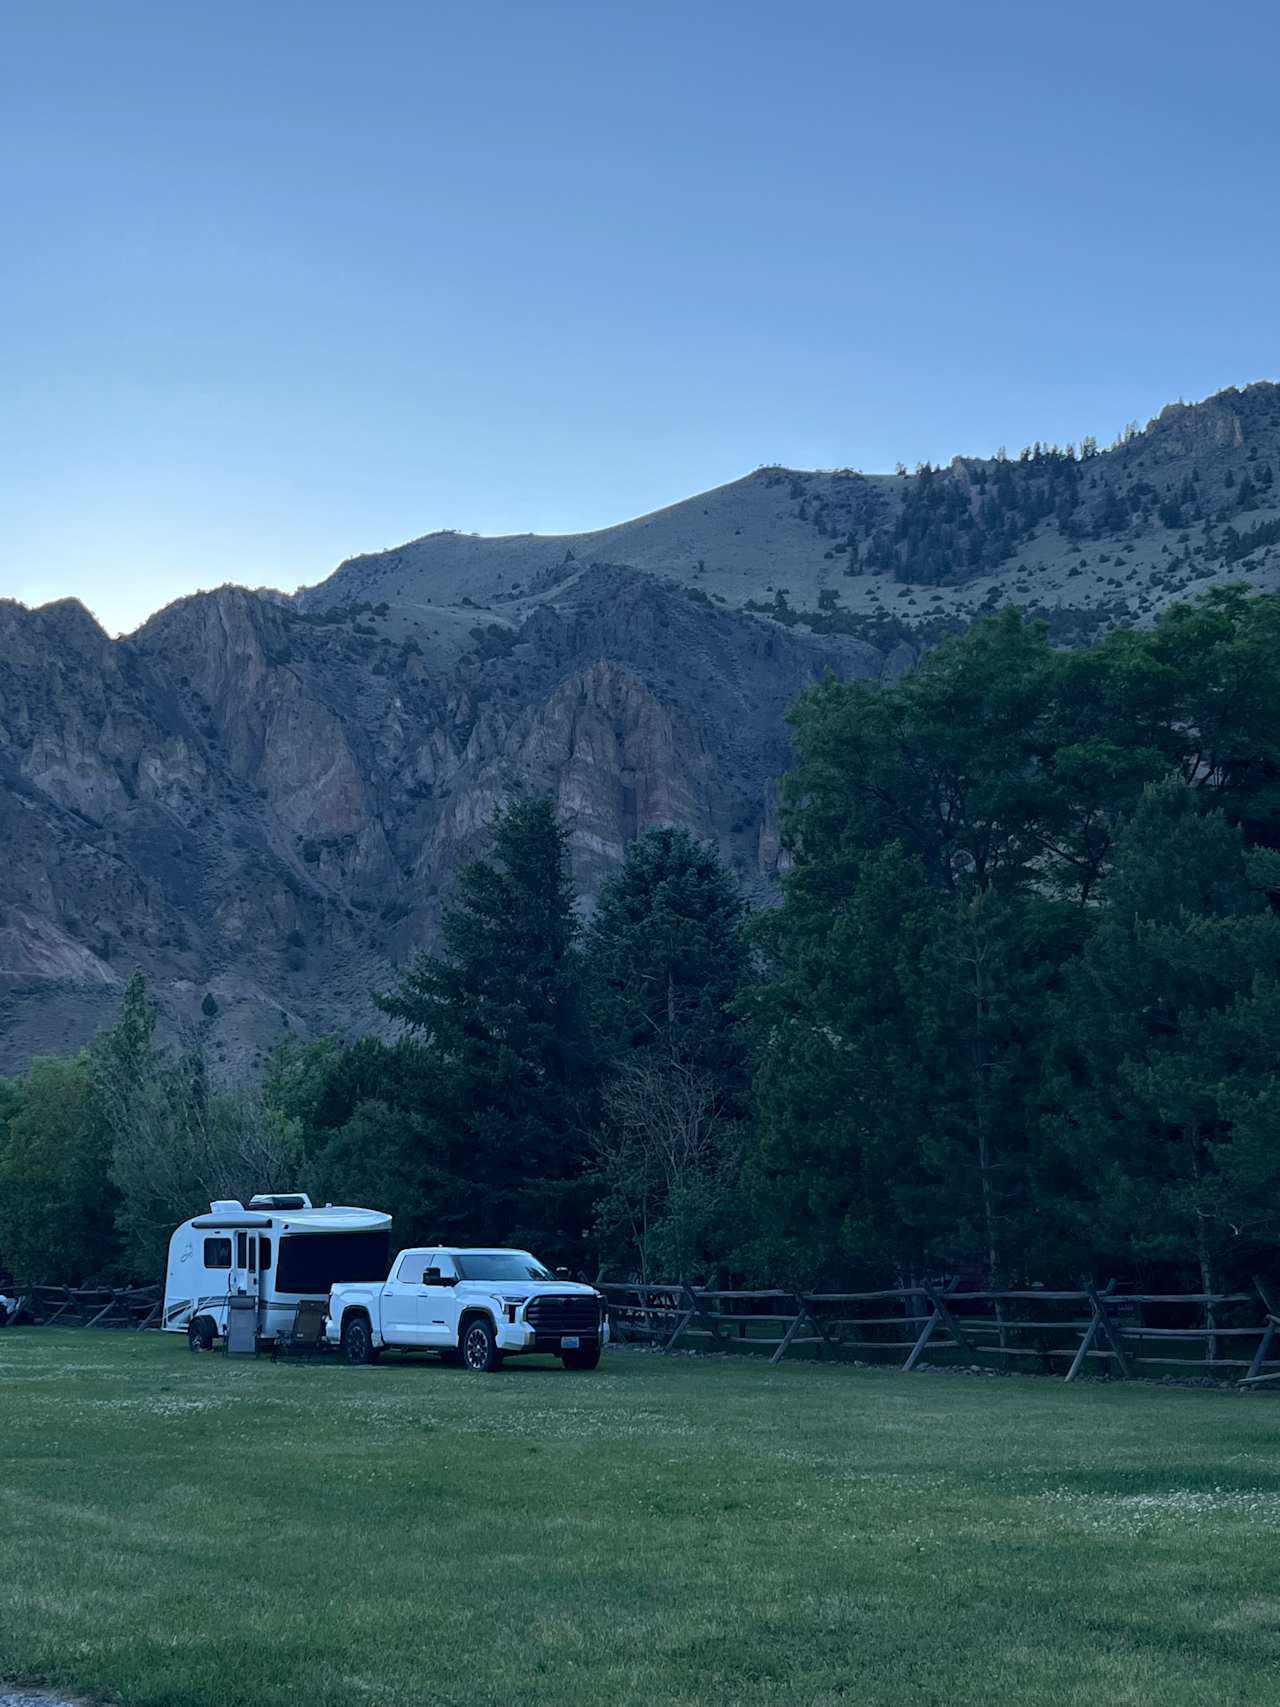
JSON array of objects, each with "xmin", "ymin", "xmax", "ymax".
[{"xmin": 453, "ymin": 1252, "xmax": 554, "ymax": 1282}]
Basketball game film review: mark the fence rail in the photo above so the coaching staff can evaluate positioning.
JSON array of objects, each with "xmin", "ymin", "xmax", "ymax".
[
  {"xmin": 597, "ymin": 1276, "xmax": 1280, "ymax": 1387},
  {"xmin": 10, "ymin": 1283, "xmax": 162, "ymax": 1331}
]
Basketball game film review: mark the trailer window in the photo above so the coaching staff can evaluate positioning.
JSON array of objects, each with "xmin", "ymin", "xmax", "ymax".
[
  {"xmin": 204, "ymin": 1238, "xmax": 231, "ymax": 1269},
  {"xmin": 274, "ymin": 1229, "xmax": 390, "ymax": 1295},
  {"xmin": 259, "ymin": 1238, "xmax": 272, "ymax": 1269}
]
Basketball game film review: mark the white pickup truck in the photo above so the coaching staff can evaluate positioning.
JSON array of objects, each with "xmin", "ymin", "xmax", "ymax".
[{"xmin": 326, "ymin": 1246, "xmax": 610, "ymax": 1372}]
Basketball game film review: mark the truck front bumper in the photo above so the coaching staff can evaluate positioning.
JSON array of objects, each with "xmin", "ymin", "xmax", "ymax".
[{"xmin": 494, "ymin": 1317, "xmax": 611, "ymax": 1353}]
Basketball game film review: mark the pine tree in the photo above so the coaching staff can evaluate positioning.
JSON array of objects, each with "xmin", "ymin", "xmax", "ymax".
[
  {"xmin": 745, "ymin": 845, "xmax": 940, "ymax": 1281},
  {"xmin": 98, "ymin": 970, "xmax": 157, "ymax": 1078},
  {"xmin": 584, "ymin": 826, "xmax": 749, "ymax": 1071},
  {"xmin": 584, "ymin": 828, "xmax": 751, "ymax": 1279},
  {"xmin": 1044, "ymin": 781, "xmax": 1280, "ymax": 1288},
  {"xmin": 376, "ymin": 797, "xmax": 595, "ymax": 1256}
]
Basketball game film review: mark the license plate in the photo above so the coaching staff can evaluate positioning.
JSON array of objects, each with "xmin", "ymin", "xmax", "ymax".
[{"xmin": 560, "ymin": 1335, "xmax": 580, "ymax": 1349}]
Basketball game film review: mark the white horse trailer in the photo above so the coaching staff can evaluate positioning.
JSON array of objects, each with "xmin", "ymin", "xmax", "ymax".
[{"xmin": 163, "ymin": 1194, "xmax": 392, "ymax": 1351}]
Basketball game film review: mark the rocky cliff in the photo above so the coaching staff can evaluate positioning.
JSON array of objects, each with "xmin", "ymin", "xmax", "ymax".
[{"xmin": 0, "ymin": 565, "xmax": 886, "ymax": 1074}]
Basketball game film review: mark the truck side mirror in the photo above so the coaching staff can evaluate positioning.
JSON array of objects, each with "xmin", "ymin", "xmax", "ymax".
[{"xmin": 423, "ymin": 1268, "xmax": 442, "ymax": 1283}]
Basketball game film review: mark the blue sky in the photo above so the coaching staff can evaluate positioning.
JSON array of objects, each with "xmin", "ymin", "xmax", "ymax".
[{"xmin": 3, "ymin": 0, "xmax": 1279, "ymax": 634}]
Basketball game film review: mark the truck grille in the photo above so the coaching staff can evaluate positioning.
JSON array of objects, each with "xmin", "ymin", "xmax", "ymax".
[{"xmin": 525, "ymin": 1294, "xmax": 601, "ymax": 1334}]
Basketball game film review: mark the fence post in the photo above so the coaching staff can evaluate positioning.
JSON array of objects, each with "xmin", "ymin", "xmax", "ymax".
[
  {"xmin": 902, "ymin": 1297, "xmax": 942, "ymax": 1372},
  {"xmin": 685, "ymin": 1284, "xmax": 728, "ymax": 1348},
  {"xmin": 768, "ymin": 1297, "xmax": 807, "ymax": 1365},
  {"xmin": 664, "ymin": 1283, "xmax": 726, "ymax": 1352},
  {"xmin": 1066, "ymin": 1281, "xmax": 1115, "ymax": 1382},
  {"xmin": 82, "ymin": 1293, "xmax": 122, "ymax": 1329},
  {"xmin": 1065, "ymin": 1305, "xmax": 1099, "ymax": 1383},
  {"xmin": 929, "ymin": 1281, "xmax": 977, "ymax": 1359},
  {"xmin": 902, "ymin": 1281, "xmax": 971, "ymax": 1372},
  {"xmin": 799, "ymin": 1295, "xmax": 839, "ymax": 1360},
  {"xmin": 768, "ymin": 1294, "xmax": 835, "ymax": 1366},
  {"xmin": 1085, "ymin": 1282, "xmax": 1133, "ymax": 1379},
  {"xmin": 1244, "ymin": 1276, "xmax": 1280, "ymax": 1383},
  {"xmin": 41, "ymin": 1287, "xmax": 76, "ymax": 1326},
  {"xmin": 663, "ymin": 1286, "xmax": 695, "ymax": 1351}
]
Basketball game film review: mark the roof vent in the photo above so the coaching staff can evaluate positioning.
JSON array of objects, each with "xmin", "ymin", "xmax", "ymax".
[
  {"xmin": 248, "ymin": 1193, "xmax": 312, "ymax": 1211},
  {"xmin": 210, "ymin": 1199, "xmax": 245, "ymax": 1214}
]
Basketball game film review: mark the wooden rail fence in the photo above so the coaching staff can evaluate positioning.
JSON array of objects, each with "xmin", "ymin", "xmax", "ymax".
[
  {"xmin": 10, "ymin": 1283, "xmax": 162, "ymax": 1330},
  {"xmin": 597, "ymin": 1277, "xmax": 1280, "ymax": 1387},
  {"xmin": 13, "ymin": 1276, "xmax": 1280, "ymax": 1387}
]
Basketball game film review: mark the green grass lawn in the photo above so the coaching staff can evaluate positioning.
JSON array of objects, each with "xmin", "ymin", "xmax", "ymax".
[{"xmin": 3, "ymin": 1334, "xmax": 1280, "ymax": 1707}]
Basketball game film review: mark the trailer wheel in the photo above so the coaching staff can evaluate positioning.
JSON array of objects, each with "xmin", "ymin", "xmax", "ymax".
[
  {"xmin": 187, "ymin": 1316, "xmax": 216, "ymax": 1353},
  {"xmin": 560, "ymin": 1344, "xmax": 602, "ymax": 1371},
  {"xmin": 460, "ymin": 1314, "xmax": 503, "ymax": 1373},
  {"xmin": 340, "ymin": 1312, "xmax": 375, "ymax": 1366}
]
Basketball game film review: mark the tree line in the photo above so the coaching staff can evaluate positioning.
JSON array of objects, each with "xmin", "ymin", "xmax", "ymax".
[
  {"xmin": 6, "ymin": 584, "xmax": 1280, "ymax": 1296},
  {"xmin": 854, "ymin": 451, "xmax": 1274, "ymax": 586}
]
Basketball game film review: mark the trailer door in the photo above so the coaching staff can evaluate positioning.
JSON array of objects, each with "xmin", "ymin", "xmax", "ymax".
[{"xmin": 233, "ymin": 1231, "xmax": 263, "ymax": 1303}]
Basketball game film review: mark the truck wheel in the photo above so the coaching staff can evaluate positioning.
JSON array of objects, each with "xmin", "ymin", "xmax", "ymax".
[
  {"xmin": 187, "ymin": 1316, "xmax": 216, "ymax": 1353},
  {"xmin": 341, "ymin": 1313, "xmax": 375, "ymax": 1366},
  {"xmin": 461, "ymin": 1315, "xmax": 503, "ymax": 1373},
  {"xmin": 560, "ymin": 1345, "xmax": 602, "ymax": 1371}
]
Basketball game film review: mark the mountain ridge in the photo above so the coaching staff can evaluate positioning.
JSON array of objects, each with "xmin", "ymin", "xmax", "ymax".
[
  {"xmin": 299, "ymin": 381, "xmax": 1280, "ymax": 643},
  {"xmin": 5, "ymin": 379, "xmax": 1280, "ymax": 1075}
]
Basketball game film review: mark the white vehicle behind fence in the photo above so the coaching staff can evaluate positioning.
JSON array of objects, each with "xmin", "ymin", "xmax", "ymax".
[
  {"xmin": 327, "ymin": 1247, "xmax": 610, "ymax": 1372},
  {"xmin": 164, "ymin": 1194, "xmax": 392, "ymax": 1351}
]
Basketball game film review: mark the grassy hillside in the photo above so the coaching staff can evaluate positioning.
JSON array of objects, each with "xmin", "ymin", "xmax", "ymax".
[
  {"xmin": 299, "ymin": 383, "xmax": 1280, "ymax": 646},
  {"xmin": 3, "ymin": 1333, "xmax": 1280, "ymax": 1706}
]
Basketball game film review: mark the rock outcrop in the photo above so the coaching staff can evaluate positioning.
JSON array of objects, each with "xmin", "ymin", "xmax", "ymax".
[{"xmin": 0, "ymin": 565, "xmax": 886, "ymax": 1074}]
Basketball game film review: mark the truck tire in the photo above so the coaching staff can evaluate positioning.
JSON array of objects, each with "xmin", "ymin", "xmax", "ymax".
[
  {"xmin": 460, "ymin": 1314, "xmax": 503, "ymax": 1373},
  {"xmin": 187, "ymin": 1315, "xmax": 216, "ymax": 1353},
  {"xmin": 340, "ymin": 1312, "xmax": 376, "ymax": 1366},
  {"xmin": 560, "ymin": 1344, "xmax": 602, "ymax": 1371}
]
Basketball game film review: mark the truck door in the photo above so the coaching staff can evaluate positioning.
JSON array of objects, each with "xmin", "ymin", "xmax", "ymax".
[
  {"xmin": 381, "ymin": 1252, "xmax": 427, "ymax": 1345},
  {"xmin": 418, "ymin": 1252, "xmax": 460, "ymax": 1347}
]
